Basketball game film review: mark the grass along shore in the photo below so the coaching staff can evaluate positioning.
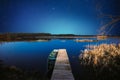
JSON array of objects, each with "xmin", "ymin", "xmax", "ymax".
[
  {"xmin": 0, "ymin": 60, "xmax": 48, "ymax": 80},
  {"xmin": 79, "ymin": 43, "xmax": 120, "ymax": 80}
]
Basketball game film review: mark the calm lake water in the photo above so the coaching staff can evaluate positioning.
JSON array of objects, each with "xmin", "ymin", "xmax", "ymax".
[{"xmin": 0, "ymin": 38, "xmax": 120, "ymax": 79}]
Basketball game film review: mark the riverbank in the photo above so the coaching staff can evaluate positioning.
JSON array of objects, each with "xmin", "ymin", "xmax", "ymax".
[
  {"xmin": 79, "ymin": 44, "xmax": 120, "ymax": 80},
  {"xmin": 0, "ymin": 61, "xmax": 48, "ymax": 80},
  {"xmin": 1, "ymin": 33, "xmax": 120, "ymax": 41}
]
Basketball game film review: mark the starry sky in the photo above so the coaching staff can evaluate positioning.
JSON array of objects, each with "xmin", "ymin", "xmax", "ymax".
[{"xmin": 0, "ymin": 0, "xmax": 120, "ymax": 35}]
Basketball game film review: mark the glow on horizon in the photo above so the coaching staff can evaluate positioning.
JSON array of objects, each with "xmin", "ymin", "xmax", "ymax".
[
  {"xmin": 42, "ymin": 18, "xmax": 96, "ymax": 34},
  {"xmin": 2, "ymin": 0, "xmax": 99, "ymax": 35},
  {"xmin": 11, "ymin": 15, "xmax": 97, "ymax": 35},
  {"xmin": 1, "ymin": 0, "xmax": 119, "ymax": 35}
]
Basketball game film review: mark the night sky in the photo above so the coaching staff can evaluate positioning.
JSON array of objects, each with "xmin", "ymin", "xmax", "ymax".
[{"xmin": 0, "ymin": 0, "xmax": 120, "ymax": 35}]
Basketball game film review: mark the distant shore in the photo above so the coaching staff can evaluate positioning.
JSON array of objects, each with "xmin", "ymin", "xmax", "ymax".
[{"xmin": 0, "ymin": 33, "xmax": 120, "ymax": 41}]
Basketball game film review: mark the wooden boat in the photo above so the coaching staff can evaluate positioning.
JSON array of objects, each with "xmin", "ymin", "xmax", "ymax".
[{"xmin": 47, "ymin": 49, "xmax": 58, "ymax": 78}]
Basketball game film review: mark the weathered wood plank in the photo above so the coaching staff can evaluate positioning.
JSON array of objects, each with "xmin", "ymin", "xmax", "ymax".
[{"xmin": 51, "ymin": 49, "xmax": 74, "ymax": 80}]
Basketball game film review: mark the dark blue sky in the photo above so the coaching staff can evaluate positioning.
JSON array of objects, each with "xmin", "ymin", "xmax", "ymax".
[{"xmin": 0, "ymin": 0, "xmax": 120, "ymax": 35}]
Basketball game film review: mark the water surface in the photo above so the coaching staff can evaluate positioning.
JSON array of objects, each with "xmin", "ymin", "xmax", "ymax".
[{"xmin": 0, "ymin": 38, "xmax": 120, "ymax": 79}]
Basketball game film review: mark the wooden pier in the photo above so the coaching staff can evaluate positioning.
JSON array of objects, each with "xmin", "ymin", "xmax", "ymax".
[{"xmin": 51, "ymin": 49, "xmax": 75, "ymax": 80}]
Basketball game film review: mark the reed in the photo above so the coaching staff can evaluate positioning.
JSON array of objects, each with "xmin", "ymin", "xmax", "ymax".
[{"xmin": 79, "ymin": 43, "xmax": 120, "ymax": 80}]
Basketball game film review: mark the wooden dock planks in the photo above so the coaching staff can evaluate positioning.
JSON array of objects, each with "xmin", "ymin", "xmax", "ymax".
[{"xmin": 51, "ymin": 49, "xmax": 75, "ymax": 80}]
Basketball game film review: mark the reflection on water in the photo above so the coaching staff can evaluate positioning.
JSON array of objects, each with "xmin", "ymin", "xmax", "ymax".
[{"xmin": 0, "ymin": 38, "xmax": 120, "ymax": 79}]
